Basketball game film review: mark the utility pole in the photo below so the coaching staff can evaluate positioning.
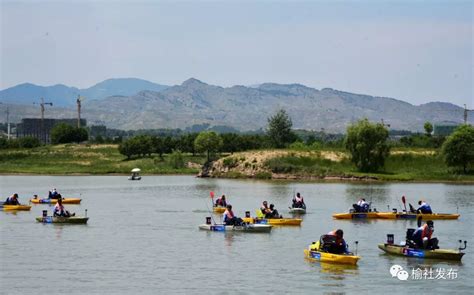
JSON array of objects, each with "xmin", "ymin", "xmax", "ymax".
[
  {"xmin": 34, "ymin": 97, "xmax": 53, "ymax": 143},
  {"xmin": 464, "ymin": 104, "xmax": 473, "ymax": 124},
  {"xmin": 0, "ymin": 102, "xmax": 10, "ymax": 139},
  {"xmin": 76, "ymin": 95, "xmax": 85, "ymax": 128}
]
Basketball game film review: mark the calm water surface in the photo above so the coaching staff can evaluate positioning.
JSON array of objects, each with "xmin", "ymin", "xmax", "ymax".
[{"xmin": 1, "ymin": 176, "xmax": 473, "ymax": 294}]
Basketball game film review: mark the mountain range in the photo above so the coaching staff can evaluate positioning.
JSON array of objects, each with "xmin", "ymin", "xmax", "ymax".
[
  {"xmin": 0, "ymin": 78, "xmax": 470, "ymax": 133},
  {"xmin": 0, "ymin": 78, "xmax": 169, "ymax": 107}
]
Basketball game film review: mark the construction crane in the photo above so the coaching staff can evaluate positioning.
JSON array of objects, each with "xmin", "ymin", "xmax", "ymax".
[
  {"xmin": 33, "ymin": 97, "xmax": 53, "ymax": 142},
  {"xmin": 77, "ymin": 95, "xmax": 86, "ymax": 128}
]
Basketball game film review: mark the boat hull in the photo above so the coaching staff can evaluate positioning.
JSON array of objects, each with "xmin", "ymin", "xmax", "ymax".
[
  {"xmin": 1, "ymin": 204, "xmax": 32, "ymax": 211},
  {"xmin": 289, "ymin": 208, "xmax": 306, "ymax": 214},
  {"xmin": 198, "ymin": 224, "xmax": 272, "ymax": 233},
  {"xmin": 242, "ymin": 217, "xmax": 302, "ymax": 226},
  {"xmin": 378, "ymin": 243, "xmax": 464, "ymax": 261},
  {"xmin": 36, "ymin": 216, "xmax": 89, "ymax": 224},
  {"xmin": 213, "ymin": 207, "xmax": 226, "ymax": 214},
  {"xmin": 304, "ymin": 249, "xmax": 360, "ymax": 265},
  {"xmin": 30, "ymin": 198, "xmax": 82, "ymax": 204},
  {"xmin": 376, "ymin": 212, "xmax": 460, "ymax": 220},
  {"xmin": 332, "ymin": 212, "xmax": 379, "ymax": 219}
]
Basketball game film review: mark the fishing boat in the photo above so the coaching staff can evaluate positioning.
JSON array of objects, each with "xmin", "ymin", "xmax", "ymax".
[
  {"xmin": 242, "ymin": 217, "xmax": 302, "ymax": 226},
  {"xmin": 289, "ymin": 207, "xmax": 306, "ymax": 214},
  {"xmin": 128, "ymin": 168, "xmax": 141, "ymax": 180},
  {"xmin": 1, "ymin": 204, "xmax": 32, "ymax": 211},
  {"xmin": 199, "ymin": 223, "xmax": 272, "ymax": 233},
  {"xmin": 378, "ymin": 243, "xmax": 465, "ymax": 261},
  {"xmin": 332, "ymin": 212, "xmax": 379, "ymax": 219},
  {"xmin": 304, "ymin": 249, "xmax": 360, "ymax": 265},
  {"xmin": 30, "ymin": 198, "xmax": 82, "ymax": 204},
  {"xmin": 213, "ymin": 206, "xmax": 226, "ymax": 214},
  {"xmin": 376, "ymin": 212, "xmax": 460, "ymax": 220},
  {"xmin": 36, "ymin": 216, "xmax": 89, "ymax": 224}
]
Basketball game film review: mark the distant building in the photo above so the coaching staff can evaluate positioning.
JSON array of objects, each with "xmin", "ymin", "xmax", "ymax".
[
  {"xmin": 16, "ymin": 118, "xmax": 86, "ymax": 143},
  {"xmin": 434, "ymin": 121, "xmax": 460, "ymax": 136}
]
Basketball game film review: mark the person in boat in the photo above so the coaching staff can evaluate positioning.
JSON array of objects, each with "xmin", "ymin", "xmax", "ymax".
[
  {"xmin": 292, "ymin": 192, "xmax": 306, "ymax": 209},
  {"xmin": 352, "ymin": 198, "xmax": 369, "ymax": 213},
  {"xmin": 215, "ymin": 195, "xmax": 227, "ymax": 207},
  {"xmin": 260, "ymin": 201, "xmax": 273, "ymax": 218},
  {"xmin": 48, "ymin": 188, "xmax": 60, "ymax": 199},
  {"xmin": 4, "ymin": 193, "xmax": 20, "ymax": 205},
  {"xmin": 411, "ymin": 220, "xmax": 438, "ymax": 250},
  {"xmin": 222, "ymin": 204, "xmax": 243, "ymax": 226},
  {"xmin": 268, "ymin": 204, "xmax": 282, "ymax": 218},
  {"xmin": 318, "ymin": 229, "xmax": 349, "ymax": 254},
  {"xmin": 53, "ymin": 198, "xmax": 75, "ymax": 217},
  {"xmin": 416, "ymin": 200, "xmax": 433, "ymax": 214}
]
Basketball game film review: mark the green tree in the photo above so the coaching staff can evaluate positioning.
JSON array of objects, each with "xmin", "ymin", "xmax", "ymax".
[
  {"xmin": 424, "ymin": 122, "xmax": 433, "ymax": 137},
  {"xmin": 51, "ymin": 123, "xmax": 88, "ymax": 144},
  {"xmin": 441, "ymin": 124, "xmax": 474, "ymax": 173},
  {"xmin": 118, "ymin": 140, "xmax": 134, "ymax": 159},
  {"xmin": 194, "ymin": 131, "xmax": 223, "ymax": 162},
  {"xmin": 345, "ymin": 119, "xmax": 390, "ymax": 172},
  {"xmin": 18, "ymin": 136, "xmax": 41, "ymax": 148},
  {"xmin": 267, "ymin": 109, "xmax": 295, "ymax": 148},
  {"xmin": 220, "ymin": 133, "xmax": 240, "ymax": 154}
]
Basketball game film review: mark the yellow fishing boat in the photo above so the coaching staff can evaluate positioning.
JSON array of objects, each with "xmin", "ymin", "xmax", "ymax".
[
  {"xmin": 304, "ymin": 249, "xmax": 360, "ymax": 265},
  {"xmin": 213, "ymin": 206, "xmax": 226, "ymax": 214},
  {"xmin": 242, "ymin": 217, "xmax": 302, "ymax": 226},
  {"xmin": 376, "ymin": 212, "xmax": 460, "ymax": 220},
  {"xmin": 332, "ymin": 212, "xmax": 379, "ymax": 219},
  {"xmin": 1, "ymin": 204, "xmax": 32, "ymax": 211},
  {"xmin": 30, "ymin": 198, "xmax": 82, "ymax": 204}
]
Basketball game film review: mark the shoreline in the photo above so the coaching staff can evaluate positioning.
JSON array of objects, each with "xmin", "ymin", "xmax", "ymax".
[{"xmin": 1, "ymin": 172, "xmax": 473, "ymax": 184}]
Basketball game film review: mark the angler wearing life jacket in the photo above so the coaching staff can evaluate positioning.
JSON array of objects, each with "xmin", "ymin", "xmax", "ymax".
[
  {"xmin": 353, "ymin": 198, "xmax": 369, "ymax": 213},
  {"xmin": 49, "ymin": 188, "xmax": 60, "ymax": 199},
  {"xmin": 222, "ymin": 204, "xmax": 243, "ymax": 226},
  {"xmin": 411, "ymin": 220, "xmax": 437, "ymax": 249},
  {"xmin": 260, "ymin": 201, "xmax": 272, "ymax": 218},
  {"xmin": 215, "ymin": 195, "xmax": 227, "ymax": 207},
  {"xmin": 53, "ymin": 198, "xmax": 74, "ymax": 217},
  {"xmin": 4, "ymin": 193, "xmax": 20, "ymax": 205},
  {"xmin": 268, "ymin": 204, "xmax": 282, "ymax": 218},
  {"xmin": 416, "ymin": 200, "xmax": 432, "ymax": 214},
  {"xmin": 323, "ymin": 229, "xmax": 349, "ymax": 254},
  {"xmin": 292, "ymin": 192, "xmax": 306, "ymax": 209}
]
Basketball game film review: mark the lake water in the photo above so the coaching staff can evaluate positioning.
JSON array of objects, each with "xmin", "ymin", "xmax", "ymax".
[{"xmin": 1, "ymin": 176, "xmax": 473, "ymax": 294}]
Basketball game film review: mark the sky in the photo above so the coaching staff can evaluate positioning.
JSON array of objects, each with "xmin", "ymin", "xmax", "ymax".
[{"xmin": 0, "ymin": 0, "xmax": 472, "ymax": 106}]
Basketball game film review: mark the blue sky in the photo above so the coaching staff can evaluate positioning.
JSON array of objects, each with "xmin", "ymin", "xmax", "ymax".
[{"xmin": 1, "ymin": 0, "xmax": 472, "ymax": 106}]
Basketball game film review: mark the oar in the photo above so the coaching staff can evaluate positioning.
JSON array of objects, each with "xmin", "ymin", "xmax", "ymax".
[{"xmin": 402, "ymin": 195, "xmax": 407, "ymax": 213}]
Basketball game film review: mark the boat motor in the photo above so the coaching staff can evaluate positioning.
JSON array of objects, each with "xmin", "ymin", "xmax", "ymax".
[
  {"xmin": 206, "ymin": 217, "xmax": 212, "ymax": 225},
  {"xmin": 387, "ymin": 234, "xmax": 394, "ymax": 244},
  {"xmin": 245, "ymin": 211, "xmax": 251, "ymax": 218},
  {"xmin": 458, "ymin": 240, "xmax": 467, "ymax": 251}
]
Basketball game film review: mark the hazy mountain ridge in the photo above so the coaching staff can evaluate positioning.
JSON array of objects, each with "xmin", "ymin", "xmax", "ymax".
[
  {"xmin": 0, "ymin": 78, "xmax": 470, "ymax": 132},
  {"xmin": 0, "ymin": 78, "xmax": 169, "ymax": 107}
]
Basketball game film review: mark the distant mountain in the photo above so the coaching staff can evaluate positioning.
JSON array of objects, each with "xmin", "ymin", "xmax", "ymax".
[
  {"xmin": 0, "ymin": 83, "xmax": 79, "ymax": 107},
  {"xmin": 0, "ymin": 78, "xmax": 169, "ymax": 107},
  {"xmin": 0, "ymin": 78, "xmax": 470, "ymax": 132},
  {"xmin": 81, "ymin": 78, "xmax": 169, "ymax": 101}
]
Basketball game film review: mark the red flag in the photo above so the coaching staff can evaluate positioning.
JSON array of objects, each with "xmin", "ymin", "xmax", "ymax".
[{"xmin": 210, "ymin": 191, "xmax": 215, "ymax": 198}]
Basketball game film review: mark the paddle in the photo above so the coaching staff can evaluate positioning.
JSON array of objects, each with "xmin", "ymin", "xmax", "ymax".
[{"xmin": 402, "ymin": 195, "xmax": 407, "ymax": 213}]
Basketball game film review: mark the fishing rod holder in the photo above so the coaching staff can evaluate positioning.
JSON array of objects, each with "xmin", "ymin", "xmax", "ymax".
[
  {"xmin": 458, "ymin": 240, "xmax": 467, "ymax": 251},
  {"xmin": 206, "ymin": 217, "xmax": 212, "ymax": 225}
]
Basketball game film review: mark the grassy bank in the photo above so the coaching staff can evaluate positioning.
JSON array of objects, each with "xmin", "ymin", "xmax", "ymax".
[
  {"xmin": 212, "ymin": 148, "xmax": 474, "ymax": 182},
  {"xmin": 0, "ymin": 144, "xmax": 206, "ymax": 174}
]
